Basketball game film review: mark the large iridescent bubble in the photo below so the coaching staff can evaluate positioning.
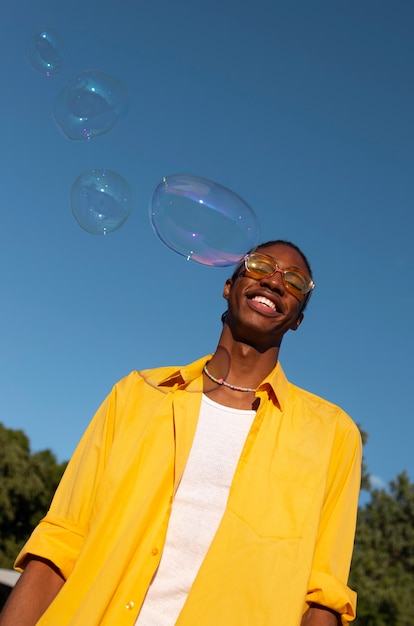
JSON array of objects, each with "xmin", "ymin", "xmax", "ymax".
[
  {"xmin": 150, "ymin": 174, "xmax": 260, "ymax": 266},
  {"xmin": 71, "ymin": 169, "xmax": 132, "ymax": 235},
  {"xmin": 54, "ymin": 70, "xmax": 129, "ymax": 141},
  {"xmin": 25, "ymin": 26, "xmax": 64, "ymax": 76}
]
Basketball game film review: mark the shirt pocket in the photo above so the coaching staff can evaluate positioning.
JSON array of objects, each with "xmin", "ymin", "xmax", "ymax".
[{"xmin": 227, "ymin": 473, "xmax": 320, "ymax": 539}]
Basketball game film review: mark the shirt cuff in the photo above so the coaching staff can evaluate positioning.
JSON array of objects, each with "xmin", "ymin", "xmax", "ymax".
[
  {"xmin": 14, "ymin": 514, "xmax": 85, "ymax": 581},
  {"xmin": 306, "ymin": 570, "xmax": 357, "ymax": 624}
]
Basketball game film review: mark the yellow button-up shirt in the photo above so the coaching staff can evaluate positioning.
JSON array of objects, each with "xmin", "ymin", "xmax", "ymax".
[{"xmin": 16, "ymin": 355, "xmax": 362, "ymax": 625}]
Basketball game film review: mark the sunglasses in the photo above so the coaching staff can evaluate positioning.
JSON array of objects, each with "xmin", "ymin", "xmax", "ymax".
[{"xmin": 243, "ymin": 252, "xmax": 315, "ymax": 296}]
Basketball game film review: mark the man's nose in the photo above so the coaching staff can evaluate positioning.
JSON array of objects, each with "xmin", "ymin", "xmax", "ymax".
[{"xmin": 260, "ymin": 269, "xmax": 285, "ymax": 292}]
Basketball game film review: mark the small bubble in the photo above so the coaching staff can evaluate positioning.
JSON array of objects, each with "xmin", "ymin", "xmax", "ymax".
[
  {"xmin": 54, "ymin": 70, "xmax": 129, "ymax": 141},
  {"xmin": 71, "ymin": 169, "xmax": 132, "ymax": 235},
  {"xmin": 25, "ymin": 26, "xmax": 64, "ymax": 76}
]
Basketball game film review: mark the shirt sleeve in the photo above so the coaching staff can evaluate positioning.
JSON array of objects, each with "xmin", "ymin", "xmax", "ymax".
[
  {"xmin": 305, "ymin": 411, "xmax": 362, "ymax": 624},
  {"xmin": 14, "ymin": 381, "xmax": 121, "ymax": 580}
]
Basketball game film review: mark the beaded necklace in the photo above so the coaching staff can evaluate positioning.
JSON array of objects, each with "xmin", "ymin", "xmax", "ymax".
[{"xmin": 203, "ymin": 363, "xmax": 256, "ymax": 393}]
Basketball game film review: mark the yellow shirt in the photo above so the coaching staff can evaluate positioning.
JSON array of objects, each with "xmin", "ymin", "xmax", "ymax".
[{"xmin": 16, "ymin": 355, "xmax": 362, "ymax": 625}]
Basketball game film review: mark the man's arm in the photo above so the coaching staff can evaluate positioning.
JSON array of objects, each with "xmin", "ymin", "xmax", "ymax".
[
  {"xmin": 0, "ymin": 556, "xmax": 65, "ymax": 626},
  {"xmin": 304, "ymin": 418, "xmax": 361, "ymax": 622},
  {"xmin": 300, "ymin": 604, "xmax": 340, "ymax": 625}
]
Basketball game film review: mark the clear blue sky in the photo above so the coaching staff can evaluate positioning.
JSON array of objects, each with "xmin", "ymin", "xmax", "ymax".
[{"xmin": 1, "ymin": 0, "xmax": 413, "ymax": 494}]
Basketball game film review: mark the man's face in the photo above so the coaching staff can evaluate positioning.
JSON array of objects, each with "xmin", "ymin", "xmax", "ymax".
[{"xmin": 223, "ymin": 243, "xmax": 311, "ymax": 348}]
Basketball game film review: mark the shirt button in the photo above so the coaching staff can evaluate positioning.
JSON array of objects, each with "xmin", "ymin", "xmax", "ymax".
[
  {"xmin": 125, "ymin": 601, "xmax": 135, "ymax": 610},
  {"xmin": 151, "ymin": 547, "xmax": 159, "ymax": 556}
]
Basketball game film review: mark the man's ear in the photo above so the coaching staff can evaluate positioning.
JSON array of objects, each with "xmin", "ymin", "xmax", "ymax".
[
  {"xmin": 223, "ymin": 278, "xmax": 233, "ymax": 301},
  {"xmin": 290, "ymin": 312, "xmax": 304, "ymax": 331}
]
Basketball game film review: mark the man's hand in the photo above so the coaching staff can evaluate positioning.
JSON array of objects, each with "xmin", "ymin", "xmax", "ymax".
[{"xmin": 301, "ymin": 603, "xmax": 340, "ymax": 625}]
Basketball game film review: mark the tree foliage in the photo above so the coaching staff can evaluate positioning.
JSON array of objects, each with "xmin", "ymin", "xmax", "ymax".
[
  {"xmin": 358, "ymin": 426, "xmax": 370, "ymax": 492},
  {"xmin": 350, "ymin": 471, "xmax": 414, "ymax": 626},
  {"xmin": 0, "ymin": 423, "xmax": 67, "ymax": 569}
]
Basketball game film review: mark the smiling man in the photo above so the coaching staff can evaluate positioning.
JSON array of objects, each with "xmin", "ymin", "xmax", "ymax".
[{"xmin": 0, "ymin": 240, "xmax": 361, "ymax": 626}]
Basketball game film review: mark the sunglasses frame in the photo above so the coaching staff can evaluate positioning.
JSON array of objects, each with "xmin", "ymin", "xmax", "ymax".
[{"xmin": 243, "ymin": 252, "xmax": 315, "ymax": 296}]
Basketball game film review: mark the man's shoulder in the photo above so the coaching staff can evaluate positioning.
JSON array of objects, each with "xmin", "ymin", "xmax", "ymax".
[
  {"xmin": 115, "ymin": 364, "xmax": 182, "ymax": 391},
  {"xmin": 115, "ymin": 354, "xmax": 209, "ymax": 393},
  {"xmin": 288, "ymin": 381, "xmax": 358, "ymax": 433}
]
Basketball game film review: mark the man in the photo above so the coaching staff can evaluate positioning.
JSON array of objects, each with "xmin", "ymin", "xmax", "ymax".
[{"xmin": 0, "ymin": 240, "xmax": 362, "ymax": 625}]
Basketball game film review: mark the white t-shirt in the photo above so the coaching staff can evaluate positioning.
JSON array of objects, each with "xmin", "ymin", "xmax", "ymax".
[{"xmin": 135, "ymin": 394, "xmax": 256, "ymax": 625}]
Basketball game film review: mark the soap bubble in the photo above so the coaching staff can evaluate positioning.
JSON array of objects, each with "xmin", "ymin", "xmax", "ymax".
[
  {"xmin": 54, "ymin": 70, "xmax": 129, "ymax": 141},
  {"xmin": 25, "ymin": 26, "xmax": 64, "ymax": 76},
  {"xmin": 71, "ymin": 169, "xmax": 132, "ymax": 235},
  {"xmin": 150, "ymin": 174, "xmax": 260, "ymax": 266}
]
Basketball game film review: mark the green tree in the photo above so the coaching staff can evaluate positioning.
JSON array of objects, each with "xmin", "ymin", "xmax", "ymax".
[
  {"xmin": 358, "ymin": 426, "xmax": 370, "ymax": 492},
  {"xmin": 0, "ymin": 423, "xmax": 67, "ymax": 569},
  {"xmin": 350, "ymin": 472, "xmax": 414, "ymax": 626}
]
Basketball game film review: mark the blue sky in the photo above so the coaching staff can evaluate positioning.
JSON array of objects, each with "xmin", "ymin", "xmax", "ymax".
[{"xmin": 1, "ymin": 0, "xmax": 413, "ymax": 494}]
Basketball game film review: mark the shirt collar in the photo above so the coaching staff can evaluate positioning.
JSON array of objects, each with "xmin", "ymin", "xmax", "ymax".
[
  {"xmin": 158, "ymin": 354, "xmax": 289, "ymax": 411},
  {"xmin": 157, "ymin": 354, "xmax": 209, "ymax": 389},
  {"xmin": 255, "ymin": 360, "xmax": 289, "ymax": 411}
]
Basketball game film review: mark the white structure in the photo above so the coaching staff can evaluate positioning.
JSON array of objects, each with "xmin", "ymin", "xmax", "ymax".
[{"xmin": 0, "ymin": 569, "xmax": 20, "ymax": 588}]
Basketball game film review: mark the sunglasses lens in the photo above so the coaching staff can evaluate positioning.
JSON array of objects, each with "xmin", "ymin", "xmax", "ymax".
[
  {"xmin": 246, "ymin": 254, "xmax": 275, "ymax": 277},
  {"xmin": 283, "ymin": 271, "xmax": 310, "ymax": 294}
]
